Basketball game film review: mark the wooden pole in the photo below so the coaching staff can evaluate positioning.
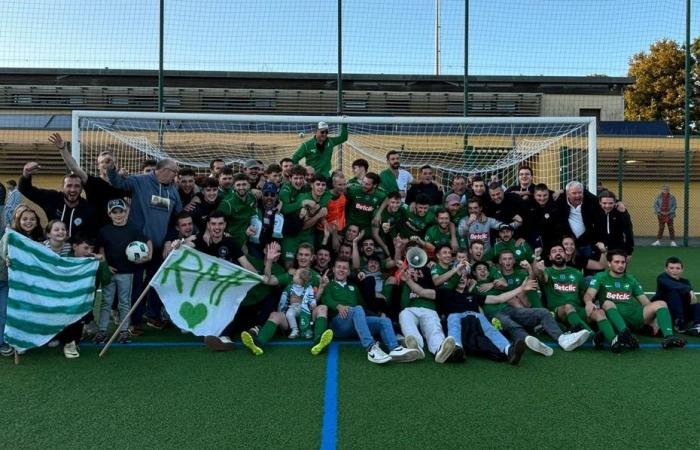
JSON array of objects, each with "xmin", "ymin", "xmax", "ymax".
[
  {"xmin": 99, "ymin": 285, "xmax": 151, "ymax": 358},
  {"xmin": 14, "ymin": 349, "xmax": 19, "ymax": 365}
]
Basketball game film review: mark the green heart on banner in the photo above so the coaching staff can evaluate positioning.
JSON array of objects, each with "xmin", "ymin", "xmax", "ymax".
[{"xmin": 179, "ymin": 302, "xmax": 208, "ymax": 329}]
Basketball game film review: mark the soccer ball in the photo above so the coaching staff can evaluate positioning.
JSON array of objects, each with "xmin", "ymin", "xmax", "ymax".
[
  {"xmin": 298, "ymin": 132, "xmax": 305, "ymax": 138},
  {"xmin": 125, "ymin": 241, "xmax": 148, "ymax": 262}
]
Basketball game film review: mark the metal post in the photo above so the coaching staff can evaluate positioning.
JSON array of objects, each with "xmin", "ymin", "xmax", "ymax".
[
  {"xmin": 158, "ymin": 0, "xmax": 165, "ymax": 149},
  {"xmin": 683, "ymin": 0, "xmax": 691, "ymax": 247},
  {"xmin": 617, "ymin": 147, "xmax": 624, "ymax": 201},
  {"xmin": 435, "ymin": 0, "xmax": 441, "ymax": 75},
  {"xmin": 463, "ymin": 0, "xmax": 469, "ymax": 153},
  {"xmin": 337, "ymin": 0, "xmax": 343, "ymax": 115}
]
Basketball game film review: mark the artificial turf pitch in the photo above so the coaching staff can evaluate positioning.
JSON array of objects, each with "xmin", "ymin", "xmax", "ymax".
[{"xmin": 3, "ymin": 246, "xmax": 700, "ymax": 449}]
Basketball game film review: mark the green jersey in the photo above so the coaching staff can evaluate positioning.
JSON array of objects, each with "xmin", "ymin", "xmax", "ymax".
[
  {"xmin": 294, "ymin": 190, "xmax": 331, "ymax": 242},
  {"xmin": 372, "ymin": 207, "xmax": 405, "ymax": 243},
  {"xmin": 291, "ymin": 124, "xmax": 348, "ymax": 178},
  {"xmin": 424, "ymin": 224, "xmax": 452, "ymax": 249},
  {"xmin": 346, "ymin": 185, "xmax": 386, "ymax": 232},
  {"xmin": 241, "ymin": 256, "xmax": 285, "ymax": 306},
  {"xmin": 378, "ymin": 168, "xmax": 399, "ymax": 194},
  {"xmin": 431, "ymin": 263, "xmax": 459, "ymax": 289},
  {"xmin": 588, "ymin": 271, "xmax": 644, "ymax": 315},
  {"xmin": 400, "ymin": 284, "xmax": 437, "ymax": 310},
  {"xmin": 543, "ymin": 266, "xmax": 585, "ymax": 310},
  {"xmin": 218, "ymin": 190, "xmax": 257, "ymax": 245},
  {"xmin": 484, "ymin": 240, "xmax": 534, "ymax": 264},
  {"xmin": 279, "ymin": 182, "xmax": 308, "ymax": 215},
  {"xmin": 399, "ymin": 205, "xmax": 435, "ymax": 238}
]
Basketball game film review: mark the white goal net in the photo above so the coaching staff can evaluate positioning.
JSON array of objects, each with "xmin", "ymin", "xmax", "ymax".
[{"xmin": 72, "ymin": 112, "xmax": 596, "ymax": 192}]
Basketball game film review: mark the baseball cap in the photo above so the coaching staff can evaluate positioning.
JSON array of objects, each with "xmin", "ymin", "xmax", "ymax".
[
  {"xmin": 107, "ymin": 198, "xmax": 127, "ymax": 213},
  {"xmin": 445, "ymin": 193, "xmax": 461, "ymax": 206},
  {"xmin": 317, "ymin": 121, "xmax": 329, "ymax": 131},
  {"xmin": 262, "ymin": 181, "xmax": 278, "ymax": 194},
  {"xmin": 499, "ymin": 223, "xmax": 514, "ymax": 231}
]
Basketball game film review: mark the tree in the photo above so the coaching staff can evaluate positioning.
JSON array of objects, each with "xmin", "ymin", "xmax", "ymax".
[{"xmin": 624, "ymin": 38, "xmax": 700, "ymax": 133}]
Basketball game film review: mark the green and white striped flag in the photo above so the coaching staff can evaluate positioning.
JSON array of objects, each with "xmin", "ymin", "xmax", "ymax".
[{"xmin": 5, "ymin": 230, "xmax": 98, "ymax": 351}]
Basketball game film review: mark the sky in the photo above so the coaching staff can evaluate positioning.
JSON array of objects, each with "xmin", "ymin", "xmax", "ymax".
[{"xmin": 1, "ymin": 0, "xmax": 698, "ymax": 77}]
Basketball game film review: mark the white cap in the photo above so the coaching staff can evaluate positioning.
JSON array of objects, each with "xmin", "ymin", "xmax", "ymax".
[{"xmin": 317, "ymin": 121, "xmax": 329, "ymax": 131}]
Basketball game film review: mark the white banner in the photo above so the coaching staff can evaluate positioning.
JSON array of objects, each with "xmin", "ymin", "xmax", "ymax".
[{"xmin": 150, "ymin": 246, "xmax": 262, "ymax": 336}]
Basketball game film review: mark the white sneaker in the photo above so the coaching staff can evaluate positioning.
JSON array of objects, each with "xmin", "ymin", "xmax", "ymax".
[
  {"xmin": 367, "ymin": 342, "xmax": 391, "ymax": 364},
  {"xmin": 63, "ymin": 341, "xmax": 80, "ymax": 359},
  {"xmin": 651, "ymin": 240, "xmax": 660, "ymax": 246},
  {"xmin": 288, "ymin": 329, "xmax": 300, "ymax": 339},
  {"xmin": 388, "ymin": 345, "xmax": 421, "ymax": 363},
  {"xmin": 671, "ymin": 241, "xmax": 678, "ymax": 247},
  {"xmin": 404, "ymin": 335, "xmax": 425, "ymax": 360},
  {"xmin": 434, "ymin": 336, "xmax": 456, "ymax": 363},
  {"xmin": 525, "ymin": 335, "xmax": 554, "ymax": 356},
  {"xmin": 558, "ymin": 330, "xmax": 590, "ymax": 351}
]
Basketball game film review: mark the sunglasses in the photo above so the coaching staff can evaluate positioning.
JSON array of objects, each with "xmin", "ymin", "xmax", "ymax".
[
  {"xmin": 263, "ymin": 192, "xmax": 277, "ymax": 197},
  {"xmin": 319, "ymin": 130, "xmax": 328, "ymax": 135}
]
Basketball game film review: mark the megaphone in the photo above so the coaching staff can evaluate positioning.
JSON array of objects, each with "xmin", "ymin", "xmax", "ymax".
[{"xmin": 406, "ymin": 247, "xmax": 428, "ymax": 269}]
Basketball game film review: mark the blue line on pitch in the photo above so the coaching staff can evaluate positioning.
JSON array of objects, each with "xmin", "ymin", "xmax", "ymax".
[
  {"xmin": 544, "ymin": 342, "xmax": 700, "ymax": 349},
  {"xmin": 320, "ymin": 342, "xmax": 339, "ymax": 450},
  {"xmin": 81, "ymin": 340, "xmax": 364, "ymax": 348}
]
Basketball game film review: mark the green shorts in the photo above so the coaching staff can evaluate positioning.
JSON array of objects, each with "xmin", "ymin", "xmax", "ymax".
[
  {"xmin": 552, "ymin": 303, "xmax": 587, "ymax": 322},
  {"xmin": 618, "ymin": 305, "xmax": 646, "ymax": 331}
]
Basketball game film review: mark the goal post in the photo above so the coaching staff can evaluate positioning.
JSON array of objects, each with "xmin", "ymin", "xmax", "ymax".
[{"xmin": 71, "ymin": 110, "xmax": 597, "ymax": 192}]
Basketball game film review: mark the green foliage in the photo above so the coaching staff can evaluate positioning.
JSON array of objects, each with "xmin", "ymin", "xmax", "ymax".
[{"xmin": 625, "ymin": 37, "xmax": 700, "ymax": 132}]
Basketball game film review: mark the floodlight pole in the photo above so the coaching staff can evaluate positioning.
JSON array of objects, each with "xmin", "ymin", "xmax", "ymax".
[
  {"xmin": 683, "ymin": 0, "xmax": 690, "ymax": 247},
  {"xmin": 158, "ymin": 0, "xmax": 165, "ymax": 149}
]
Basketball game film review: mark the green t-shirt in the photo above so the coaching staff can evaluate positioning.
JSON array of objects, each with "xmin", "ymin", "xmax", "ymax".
[
  {"xmin": 588, "ymin": 271, "xmax": 644, "ymax": 315},
  {"xmin": 218, "ymin": 191, "xmax": 257, "ymax": 245},
  {"xmin": 293, "ymin": 190, "xmax": 331, "ymax": 243},
  {"xmin": 484, "ymin": 240, "xmax": 534, "ymax": 264},
  {"xmin": 543, "ymin": 266, "xmax": 585, "ymax": 310},
  {"xmin": 372, "ymin": 207, "xmax": 405, "ymax": 243},
  {"xmin": 346, "ymin": 185, "xmax": 386, "ymax": 231},
  {"xmin": 430, "ymin": 263, "xmax": 459, "ymax": 289},
  {"xmin": 399, "ymin": 205, "xmax": 435, "ymax": 238},
  {"xmin": 291, "ymin": 124, "xmax": 348, "ymax": 178},
  {"xmin": 424, "ymin": 224, "xmax": 452, "ymax": 249},
  {"xmin": 378, "ymin": 169, "xmax": 399, "ymax": 194}
]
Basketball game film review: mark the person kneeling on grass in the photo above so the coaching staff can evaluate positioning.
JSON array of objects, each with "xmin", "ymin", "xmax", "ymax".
[
  {"xmin": 240, "ymin": 242, "xmax": 333, "ymax": 356},
  {"xmin": 583, "ymin": 249, "xmax": 685, "ymax": 351},
  {"xmin": 406, "ymin": 264, "xmax": 536, "ymax": 365},
  {"xmin": 320, "ymin": 258, "xmax": 420, "ymax": 364}
]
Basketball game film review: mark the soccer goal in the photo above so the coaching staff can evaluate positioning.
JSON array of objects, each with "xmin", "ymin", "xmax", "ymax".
[{"xmin": 71, "ymin": 111, "xmax": 596, "ymax": 192}]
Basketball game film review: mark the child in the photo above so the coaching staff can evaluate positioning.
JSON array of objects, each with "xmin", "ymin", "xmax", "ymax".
[
  {"xmin": 95, "ymin": 199, "xmax": 152, "ymax": 345},
  {"xmin": 278, "ymin": 267, "xmax": 316, "ymax": 339},
  {"xmin": 43, "ymin": 220, "xmax": 72, "ymax": 256},
  {"xmin": 53, "ymin": 235, "xmax": 111, "ymax": 358}
]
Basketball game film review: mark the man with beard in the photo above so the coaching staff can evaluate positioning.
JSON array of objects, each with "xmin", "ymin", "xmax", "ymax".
[
  {"xmin": 379, "ymin": 150, "xmax": 413, "ymax": 202},
  {"xmin": 218, "ymin": 173, "xmax": 258, "ymax": 249},
  {"xmin": 534, "ymin": 243, "xmax": 618, "ymax": 351},
  {"xmin": 346, "ymin": 172, "xmax": 386, "ymax": 235},
  {"xmin": 484, "ymin": 182, "xmax": 525, "ymax": 241},
  {"xmin": 292, "ymin": 121, "xmax": 348, "ymax": 179},
  {"xmin": 217, "ymin": 167, "xmax": 235, "ymax": 198},
  {"xmin": 406, "ymin": 165, "xmax": 443, "ymax": 206},
  {"xmin": 584, "ymin": 250, "xmax": 685, "ymax": 350},
  {"xmin": 50, "ymin": 132, "xmax": 128, "ymax": 229}
]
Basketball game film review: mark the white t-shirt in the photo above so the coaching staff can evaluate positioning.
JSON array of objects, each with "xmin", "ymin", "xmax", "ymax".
[
  {"xmin": 396, "ymin": 169, "xmax": 413, "ymax": 201},
  {"xmin": 568, "ymin": 203, "xmax": 585, "ymax": 238}
]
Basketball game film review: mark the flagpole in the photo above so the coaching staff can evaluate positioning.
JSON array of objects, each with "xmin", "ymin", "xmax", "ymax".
[{"xmin": 99, "ymin": 285, "xmax": 152, "ymax": 357}]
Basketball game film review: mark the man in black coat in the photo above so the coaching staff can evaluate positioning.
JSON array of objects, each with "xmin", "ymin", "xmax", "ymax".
[{"xmin": 553, "ymin": 180, "xmax": 604, "ymax": 258}]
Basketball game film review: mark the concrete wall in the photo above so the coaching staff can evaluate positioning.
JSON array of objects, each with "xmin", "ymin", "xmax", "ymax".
[{"xmin": 541, "ymin": 94, "xmax": 624, "ymax": 121}]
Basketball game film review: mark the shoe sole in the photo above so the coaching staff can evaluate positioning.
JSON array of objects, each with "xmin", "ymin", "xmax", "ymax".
[
  {"xmin": 508, "ymin": 340, "xmax": 526, "ymax": 365},
  {"xmin": 204, "ymin": 335, "xmax": 235, "ymax": 352},
  {"xmin": 240, "ymin": 332, "xmax": 263, "ymax": 356},
  {"xmin": 311, "ymin": 329, "xmax": 334, "ymax": 356},
  {"xmin": 367, "ymin": 354, "xmax": 392, "ymax": 364},
  {"xmin": 64, "ymin": 352, "xmax": 80, "ymax": 359},
  {"xmin": 561, "ymin": 331, "xmax": 590, "ymax": 352},
  {"xmin": 435, "ymin": 337, "xmax": 456, "ymax": 364},
  {"xmin": 525, "ymin": 336, "xmax": 554, "ymax": 356},
  {"xmin": 404, "ymin": 335, "xmax": 425, "ymax": 360},
  {"xmin": 389, "ymin": 348, "xmax": 421, "ymax": 363}
]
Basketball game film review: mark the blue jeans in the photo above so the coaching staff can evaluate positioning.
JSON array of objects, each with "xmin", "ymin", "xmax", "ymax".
[
  {"xmin": 330, "ymin": 306, "xmax": 398, "ymax": 350},
  {"xmin": 0, "ymin": 280, "xmax": 8, "ymax": 346},
  {"xmin": 447, "ymin": 311, "xmax": 510, "ymax": 353},
  {"xmin": 99, "ymin": 273, "xmax": 133, "ymax": 332}
]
